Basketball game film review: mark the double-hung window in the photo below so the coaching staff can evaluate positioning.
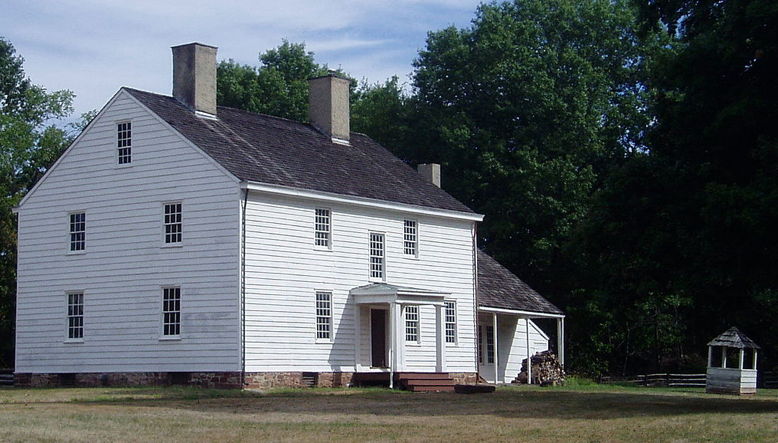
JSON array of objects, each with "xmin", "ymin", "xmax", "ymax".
[
  {"xmin": 69, "ymin": 212, "xmax": 85, "ymax": 252},
  {"xmin": 405, "ymin": 305, "xmax": 420, "ymax": 343},
  {"xmin": 162, "ymin": 287, "xmax": 181, "ymax": 337},
  {"xmin": 403, "ymin": 220, "xmax": 418, "ymax": 256},
  {"xmin": 444, "ymin": 301, "xmax": 457, "ymax": 344},
  {"xmin": 67, "ymin": 292, "xmax": 84, "ymax": 340},
  {"xmin": 314, "ymin": 208, "xmax": 331, "ymax": 248},
  {"xmin": 117, "ymin": 122, "xmax": 132, "ymax": 164},
  {"xmin": 164, "ymin": 202, "xmax": 182, "ymax": 245},
  {"xmin": 369, "ymin": 232, "xmax": 385, "ymax": 281},
  {"xmin": 315, "ymin": 291, "xmax": 332, "ymax": 341},
  {"xmin": 485, "ymin": 325, "xmax": 495, "ymax": 364}
]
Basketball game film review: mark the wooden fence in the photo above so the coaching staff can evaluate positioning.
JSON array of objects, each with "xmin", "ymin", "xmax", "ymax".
[
  {"xmin": 601, "ymin": 373, "xmax": 707, "ymax": 388},
  {"xmin": 0, "ymin": 368, "xmax": 13, "ymax": 386},
  {"xmin": 602, "ymin": 371, "xmax": 778, "ymax": 389}
]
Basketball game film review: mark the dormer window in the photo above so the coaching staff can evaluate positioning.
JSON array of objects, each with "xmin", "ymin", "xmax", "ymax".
[{"xmin": 117, "ymin": 122, "xmax": 131, "ymax": 164}]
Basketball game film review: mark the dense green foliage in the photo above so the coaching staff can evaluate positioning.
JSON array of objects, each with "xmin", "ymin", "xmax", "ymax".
[{"xmin": 0, "ymin": 37, "xmax": 75, "ymax": 367}]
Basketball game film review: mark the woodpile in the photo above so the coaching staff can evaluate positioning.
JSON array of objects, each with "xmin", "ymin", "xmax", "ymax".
[{"xmin": 513, "ymin": 351, "xmax": 566, "ymax": 386}]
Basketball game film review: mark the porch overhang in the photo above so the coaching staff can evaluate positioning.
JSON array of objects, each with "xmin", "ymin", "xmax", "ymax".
[
  {"xmin": 350, "ymin": 283, "xmax": 448, "ymax": 306},
  {"xmin": 478, "ymin": 306, "xmax": 565, "ymax": 319}
]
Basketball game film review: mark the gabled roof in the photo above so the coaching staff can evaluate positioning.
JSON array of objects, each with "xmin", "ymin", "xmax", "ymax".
[
  {"xmin": 124, "ymin": 88, "xmax": 473, "ymax": 214},
  {"xmin": 477, "ymin": 249, "xmax": 563, "ymax": 315},
  {"xmin": 708, "ymin": 327, "xmax": 760, "ymax": 349}
]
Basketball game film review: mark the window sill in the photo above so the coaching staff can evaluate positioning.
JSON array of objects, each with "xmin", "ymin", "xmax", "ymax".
[
  {"xmin": 160, "ymin": 243, "xmax": 183, "ymax": 249},
  {"xmin": 313, "ymin": 246, "xmax": 333, "ymax": 252},
  {"xmin": 66, "ymin": 250, "xmax": 86, "ymax": 256},
  {"xmin": 315, "ymin": 338, "xmax": 333, "ymax": 344},
  {"xmin": 403, "ymin": 255, "xmax": 420, "ymax": 260},
  {"xmin": 405, "ymin": 342, "xmax": 422, "ymax": 347},
  {"xmin": 64, "ymin": 339, "xmax": 84, "ymax": 344},
  {"xmin": 115, "ymin": 163, "xmax": 133, "ymax": 169},
  {"xmin": 159, "ymin": 336, "xmax": 182, "ymax": 341}
]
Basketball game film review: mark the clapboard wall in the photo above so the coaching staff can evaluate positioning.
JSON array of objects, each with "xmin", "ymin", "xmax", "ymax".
[
  {"xmin": 15, "ymin": 90, "xmax": 241, "ymax": 373},
  {"xmin": 242, "ymin": 191, "xmax": 478, "ymax": 374}
]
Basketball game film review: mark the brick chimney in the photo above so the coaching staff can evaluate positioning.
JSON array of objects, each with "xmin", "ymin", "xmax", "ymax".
[
  {"xmin": 172, "ymin": 43, "xmax": 217, "ymax": 116},
  {"xmin": 308, "ymin": 73, "xmax": 350, "ymax": 143},
  {"xmin": 417, "ymin": 163, "xmax": 441, "ymax": 188}
]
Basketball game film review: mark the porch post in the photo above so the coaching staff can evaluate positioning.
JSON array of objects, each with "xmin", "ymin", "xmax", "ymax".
[
  {"xmin": 721, "ymin": 346, "xmax": 727, "ymax": 368},
  {"xmin": 557, "ymin": 317, "xmax": 565, "ymax": 367},
  {"xmin": 525, "ymin": 317, "xmax": 532, "ymax": 385},
  {"xmin": 492, "ymin": 313, "xmax": 499, "ymax": 384},
  {"xmin": 754, "ymin": 350, "xmax": 758, "ymax": 369},
  {"xmin": 707, "ymin": 346, "xmax": 712, "ymax": 367},
  {"xmin": 354, "ymin": 303, "xmax": 361, "ymax": 372},
  {"xmin": 436, "ymin": 304, "xmax": 447, "ymax": 372},
  {"xmin": 389, "ymin": 301, "xmax": 395, "ymax": 389}
]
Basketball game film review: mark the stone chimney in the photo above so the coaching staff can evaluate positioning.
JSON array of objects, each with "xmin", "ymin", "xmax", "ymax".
[
  {"xmin": 417, "ymin": 163, "xmax": 441, "ymax": 188},
  {"xmin": 172, "ymin": 43, "xmax": 217, "ymax": 116},
  {"xmin": 308, "ymin": 73, "xmax": 350, "ymax": 142}
]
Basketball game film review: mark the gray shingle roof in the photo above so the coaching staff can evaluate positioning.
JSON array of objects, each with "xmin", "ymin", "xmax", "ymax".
[
  {"xmin": 477, "ymin": 249, "xmax": 563, "ymax": 315},
  {"xmin": 707, "ymin": 327, "xmax": 760, "ymax": 349},
  {"xmin": 124, "ymin": 88, "xmax": 473, "ymax": 213}
]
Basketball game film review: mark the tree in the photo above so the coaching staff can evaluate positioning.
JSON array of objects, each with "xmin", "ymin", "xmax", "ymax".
[
  {"xmin": 217, "ymin": 40, "xmax": 335, "ymax": 122},
  {"xmin": 0, "ymin": 37, "xmax": 75, "ymax": 367},
  {"xmin": 410, "ymin": 0, "xmax": 659, "ymax": 287}
]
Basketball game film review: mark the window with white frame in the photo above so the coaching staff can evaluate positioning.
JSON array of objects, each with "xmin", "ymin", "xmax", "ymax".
[
  {"xmin": 369, "ymin": 232, "xmax": 385, "ymax": 280},
  {"xmin": 314, "ymin": 208, "xmax": 331, "ymax": 248},
  {"xmin": 444, "ymin": 301, "xmax": 457, "ymax": 344},
  {"xmin": 117, "ymin": 122, "xmax": 131, "ymax": 164},
  {"xmin": 67, "ymin": 292, "xmax": 83, "ymax": 340},
  {"xmin": 69, "ymin": 212, "xmax": 85, "ymax": 251},
  {"xmin": 315, "ymin": 291, "xmax": 332, "ymax": 340},
  {"xmin": 162, "ymin": 287, "xmax": 181, "ymax": 337},
  {"xmin": 485, "ymin": 325, "xmax": 495, "ymax": 363},
  {"xmin": 164, "ymin": 202, "xmax": 182, "ymax": 244},
  {"xmin": 403, "ymin": 220, "xmax": 417, "ymax": 256},
  {"xmin": 405, "ymin": 305, "xmax": 419, "ymax": 343}
]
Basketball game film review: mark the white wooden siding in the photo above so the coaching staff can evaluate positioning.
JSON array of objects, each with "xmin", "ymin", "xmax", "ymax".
[
  {"xmin": 15, "ymin": 90, "xmax": 241, "ymax": 373},
  {"xmin": 243, "ymin": 192, "xmax": 477, "ymax": 373}
]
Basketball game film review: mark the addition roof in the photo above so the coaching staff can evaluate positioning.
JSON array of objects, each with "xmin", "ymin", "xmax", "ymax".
[
  {"xmin": 477, "ymin": 249, "xmax": 563, "ymax": 315},
  {"xmin": 124, "ymin": 88, "xmax": 473, "ymax": 214}
]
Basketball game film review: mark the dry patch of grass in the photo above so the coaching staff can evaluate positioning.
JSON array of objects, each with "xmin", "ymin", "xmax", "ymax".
[{"xmin": 1, "ymin": 384, "xmax": 777, "ymax": 442}]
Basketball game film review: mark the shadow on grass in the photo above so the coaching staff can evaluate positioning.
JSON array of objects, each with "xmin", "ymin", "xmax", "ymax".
[{"xmin": 33, "ymin": 386, "xmax": 778, "ymax": 420}]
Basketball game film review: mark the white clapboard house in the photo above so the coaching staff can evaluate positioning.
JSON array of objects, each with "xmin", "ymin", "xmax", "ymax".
[{"xmin": 14, "ymin": 43, "xmax": 564, "ymax": 390}]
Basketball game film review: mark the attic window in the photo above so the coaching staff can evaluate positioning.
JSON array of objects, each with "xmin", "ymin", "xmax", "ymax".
[{"xmin": 117, "ymin": 122, "xmax": 131, "ymax": 164}]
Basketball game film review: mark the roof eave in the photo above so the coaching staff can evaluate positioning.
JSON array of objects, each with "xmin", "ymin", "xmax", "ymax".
[
  {"xmin": 478, "ymin": 305, "xmax": 565, "ymax": 318},
  {"xmin": 241, "ymin": 181, "xmax": 485, "ymax": 222}
]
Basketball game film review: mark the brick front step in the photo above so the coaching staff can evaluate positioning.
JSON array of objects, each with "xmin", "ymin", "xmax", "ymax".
[{"xmin": 397, "ymin": 372, "xmax": 455, "ymax": 392}]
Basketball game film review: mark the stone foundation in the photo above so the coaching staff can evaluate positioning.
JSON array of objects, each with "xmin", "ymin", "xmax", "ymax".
[
  {"xmin": 449, "ymin": 372, "xmax": 479, "ymax": 384},
  {"xmin": 14, "ymin": 371, "xmax": 354, "ymax": 389}
]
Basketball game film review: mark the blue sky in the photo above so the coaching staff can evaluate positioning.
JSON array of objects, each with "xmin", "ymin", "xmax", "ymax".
[{"xmin": 3, "ymin": 0, "xmax": 483, "ymax": 117}]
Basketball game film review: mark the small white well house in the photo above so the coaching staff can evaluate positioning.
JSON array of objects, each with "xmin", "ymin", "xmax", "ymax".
[{"xmin": 706, "ymin": 327, "xmax": 759, "ymax": 395}]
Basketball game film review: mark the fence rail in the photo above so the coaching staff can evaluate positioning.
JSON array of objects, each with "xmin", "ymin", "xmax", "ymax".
[
  {"xmin": 602, "ymin": 371, "xmax": 778, "ymax": 389},
  {"xmin": 601, "ymin": 373, "xmax": 707, "ymax": 388}
]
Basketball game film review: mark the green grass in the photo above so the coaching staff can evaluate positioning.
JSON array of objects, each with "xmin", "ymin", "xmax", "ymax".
[{"xmin": 1, "ymin": 383, "xmax": 777, "ymax": 442}]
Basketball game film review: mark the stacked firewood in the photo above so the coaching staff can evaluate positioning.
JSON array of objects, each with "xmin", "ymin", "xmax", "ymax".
[{"xmin": 513, "ymin": 350, "xmax": 566, "ymax": 386}]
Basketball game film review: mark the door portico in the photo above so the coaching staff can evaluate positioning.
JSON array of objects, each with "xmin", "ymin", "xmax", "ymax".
[{"xmin": 351, "ymin": 283, "xmax": 450, "ymax": 387}]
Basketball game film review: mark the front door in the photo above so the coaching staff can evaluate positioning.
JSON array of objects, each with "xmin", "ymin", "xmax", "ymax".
[{"xmin": 371, "ymin": 309, "xmax": 387, "ymax": 367}]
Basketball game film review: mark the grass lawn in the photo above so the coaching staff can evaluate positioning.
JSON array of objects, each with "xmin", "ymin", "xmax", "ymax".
[{"xmin": 1, "ymin": 381, "xmax": 777, "ymax": 442}]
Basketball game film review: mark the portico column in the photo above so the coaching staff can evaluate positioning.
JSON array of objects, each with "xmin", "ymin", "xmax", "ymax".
[
  {"xmin": 525, "ymin": 317, "xmax": 532, "ymax": 385},
  {"xmin": 436, "ymin": 304, "xmax": 447, "ymax": 372},
  {"xmin": 394, "ymin": 303, "xmax": 404, "ymax": 372},
  {"xmin": 389, "ymin": 301, "xmax": 395, "ymax": 389},
  {"xmin": 493, "ymin": 313, "xmax": 499, "ymax": 384},
  {"xmin": 354, "ymin": 303, "xmax": 361, "ymax": 372}
]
